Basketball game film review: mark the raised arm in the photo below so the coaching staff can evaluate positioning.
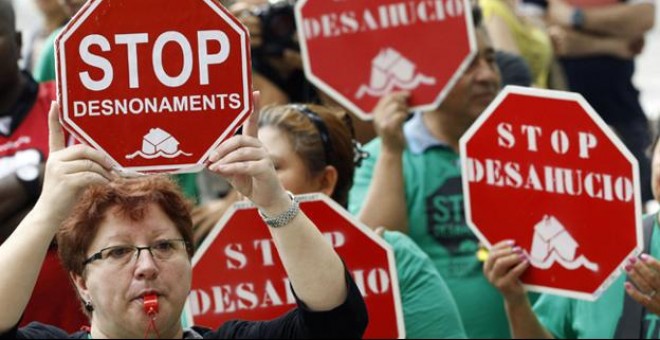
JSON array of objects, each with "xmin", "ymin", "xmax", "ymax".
[
  {"xmin": 207, "ymin": 93, "xmax": 347, "ymax": 312},
  {"xmin": 0, "ymin": 103, "xmax": 113, "ymax": 333},
  {"xmin": 484, "ymin": 14, "xmax": 522, "ymax": 56},
  {"xmin": 548, "ymin": 0, "xmax": 655, "ymax": 39},
  {"xmin": 484, "ymin": 240, "xmax": 554, "ymax": 339},
  {"xmin": 549, "ymin": 25, "xmax": 638, "ymax": 59},
  {"xmin": 357, "ymin": 92, "xmax": 410, "ymax": 233}
]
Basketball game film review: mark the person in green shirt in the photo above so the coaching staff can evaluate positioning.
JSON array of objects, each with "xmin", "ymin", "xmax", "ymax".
[
  {"xmin": 348, "ymin": 8, "xmax": 516, "ymax": 339},
  {"xmin": 33, "ymin": 0, "xmax": 88, "ymax": 82},
  {"xmin": 257, "ymin": 103, "xmax": 468, "ymax": 339},
  {"xmin": 32, "ymin": 26, "xmax": 60, "ymax": 83},
  {"xmin": 483, "ymin": 135, "xmax": 660, "ymax": 338}
]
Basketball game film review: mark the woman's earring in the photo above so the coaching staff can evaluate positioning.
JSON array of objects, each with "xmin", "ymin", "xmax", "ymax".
[{"xmin": 84, "ymin": 300, "xmax": 94, "ymax": 312}]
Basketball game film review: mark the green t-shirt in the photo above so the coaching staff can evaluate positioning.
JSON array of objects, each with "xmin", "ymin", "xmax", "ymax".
[
  {"xmin": 350, "ymin": 137, "xmax": 511, "ymax": 339},
  {"xmin": 383, "ymin": 230, "xmax": 467, "ymax": 339},
  {"xmin": 534, "ymin": 216, "xmax": 660, "ymax": 339},
  {"xmin": 34, "ymin": 28, "xmax": 60, "ymax": 83}
]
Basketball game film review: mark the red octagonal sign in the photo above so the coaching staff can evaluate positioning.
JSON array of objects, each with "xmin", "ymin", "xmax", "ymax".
[
  {"xmin": 56, "ymin": 0, "xmax": 252, "ymax": 174},
  {"xmin": 460, "ymin": 86, "xmax": 643, "ymax": 301},
  {"xmin": 295, "ymin": 0, "xmax": 475, "ymax": 120},
  {"xmin": 186, "ymin": 194, "xmax": 405, "ymax": 338}
]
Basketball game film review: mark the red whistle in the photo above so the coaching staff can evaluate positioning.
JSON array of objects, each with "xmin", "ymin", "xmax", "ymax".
[{"xmin": 143, "ymin": 294, "xmax": 159, "ymax": 315}]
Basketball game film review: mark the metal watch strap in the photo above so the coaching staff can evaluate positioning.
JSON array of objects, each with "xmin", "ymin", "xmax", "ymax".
[{"xmin": 258, "ymin": 192, "xmax": 300, "ymax": 228}]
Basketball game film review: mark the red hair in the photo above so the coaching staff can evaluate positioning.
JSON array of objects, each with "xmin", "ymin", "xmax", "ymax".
[{"xmin": 56, "ymin": 175, "xmax": 194, "ymax": 277}]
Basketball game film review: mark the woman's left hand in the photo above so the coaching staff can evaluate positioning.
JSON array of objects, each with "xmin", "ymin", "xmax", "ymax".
[
  {"xmin": 625, "ymin": 254, "xmax": 660, "ymax": 314},
  {"xmin": 207, "ymin": 92, "xmax": 290, "ymax": 213}
]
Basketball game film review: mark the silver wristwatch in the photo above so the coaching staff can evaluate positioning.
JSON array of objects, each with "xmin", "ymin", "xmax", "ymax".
[{"xmin": 258, "ymin": 192, "xmax": 300, "ymax": 228}]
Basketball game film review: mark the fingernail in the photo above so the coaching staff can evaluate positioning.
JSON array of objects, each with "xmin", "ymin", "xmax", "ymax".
[
  {"xmin": 512, "ymin": 246, "xmax": 522, "ymax": 253},
  {"xmin": 641, "ymin": 254, "xmax": 650, "ymax": 262},
  {"xmin": 519, "ymin": 253, "xmax": 528, "ymax": 260},
  {"xmin": 628, "ymin": 257, "xmax": 638, "ymax": 264},
  {"xmin": 625, "ymin": 282, "xmax": 633, "ymax": 290},
  {"xmin": 625, "ymin": 264, "xmax": 633, "ymax": 272},
  {"xmin": 506, "ymin": 240, "xmax": 515, "ymax": 246}
]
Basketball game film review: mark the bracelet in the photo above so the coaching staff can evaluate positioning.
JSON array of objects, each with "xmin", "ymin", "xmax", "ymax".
[{"xmin": 258, "ymin": 192, "xmax": 300, "ymax": 228}]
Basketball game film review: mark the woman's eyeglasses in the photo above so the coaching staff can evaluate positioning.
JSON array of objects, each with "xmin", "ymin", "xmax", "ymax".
[{"xmin": 82, "ymin": 239, "xmax": 190, "ymax": 267}]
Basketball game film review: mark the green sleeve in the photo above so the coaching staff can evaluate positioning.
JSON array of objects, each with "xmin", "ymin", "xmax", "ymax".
[
  {"xmin": 34, "ymin": 29, "xmax": 60, "ymax": 83},
  {"xmin": 384, "ymin": 231, "xmax": 467, "ymax": 339},
  {"xmin": 348, "ymin": 138, "xmax": 381, "ymax": 216},
  {"xmin": 533, "ymin": 294, "xmax": 576, "ymax": 339}
]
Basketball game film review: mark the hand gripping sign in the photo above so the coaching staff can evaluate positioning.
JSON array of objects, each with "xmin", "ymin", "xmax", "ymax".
[
  {"xmin": 55, "ymin": 0, "xmax": 253, "ymax": 174},
  {"xmin": 460, "ymin": 86, "xmax": 643, "ymax": 301},
  {"xmin": 186, "ymin": 194, "xmax": 405, "ymax": 339},
  {"xmin": 295, "ymin": 0, "xmax": 476, "ymax": 120}
]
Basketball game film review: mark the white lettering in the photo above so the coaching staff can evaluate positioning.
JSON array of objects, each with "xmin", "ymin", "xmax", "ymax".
[
  {"xmin": 153, "ymin": 31, "xmax": 193, "ymax": 87},
  {"xmin": 79, "ymin": 34, "xmax": 113, "ymax": 91},
  {"xmin": 197, "ymin": 30, "xmax": 230, "ymax": 85},
  {"xmin": 114, "ymin": 33, "xmax": 149, "ymax": 88},
  {"xmin": 224, "ymin": 243, "xmax": 247, "ymax": 270}
]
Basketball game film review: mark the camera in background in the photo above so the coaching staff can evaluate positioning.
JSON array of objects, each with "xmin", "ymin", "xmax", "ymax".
[{"xmin": 253, "ymin": 0, "xmax": 298, "ymax": 57}]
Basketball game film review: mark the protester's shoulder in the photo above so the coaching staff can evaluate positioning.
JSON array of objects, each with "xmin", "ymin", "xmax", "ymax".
[
  {"xmin": 8, "ymin": 322, "xmax": 87, "ymax": 339},
  {"xmin": 383, "ymin": 231, "xmax": 424, "ymax": 256},
  {"xmin": 383, "ymin": 231, "xmax": 436, "ymax": 272}
]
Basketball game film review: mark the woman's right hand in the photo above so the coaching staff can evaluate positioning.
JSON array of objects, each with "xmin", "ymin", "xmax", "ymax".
[
  {"xmin": 35, "ymin": 102, "xmax": 114, "ymax": 224},
  {"xmin": 483, "ymin": 240, "xmax": 530, "ymax": 304}
]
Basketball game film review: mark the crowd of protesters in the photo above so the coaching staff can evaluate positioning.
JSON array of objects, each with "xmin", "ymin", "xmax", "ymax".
[{"xmin": 1, "ymin": 0, "xmax": 659, "ymax": 338}]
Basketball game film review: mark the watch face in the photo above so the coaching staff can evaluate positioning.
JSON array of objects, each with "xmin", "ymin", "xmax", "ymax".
[{"xmin": 16, "ymin": 164, "xmax": 40, "ymax": 182}]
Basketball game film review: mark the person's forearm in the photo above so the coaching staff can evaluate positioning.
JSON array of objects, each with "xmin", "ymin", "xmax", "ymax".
[
  {"xmin": 0, "ymin": 203, "xmax": 58, "ymax": 332},
  {"xmin": 358, "ymin": 149, "xmax": 408, "ymax": 233},
  {"xmin": 558, "ymin": 29, "xmax": 633, "ymax": 58},
  {"xmin": 505, "ymin": 298, "xmax": 554, "ymax": 339},
  {"xmin": 262, "ymin": 197, "xmax": 347, "ymax": 312},
  {"xmin": 583, "ymin": 3, "xmax": 655, "ymax": 38}
]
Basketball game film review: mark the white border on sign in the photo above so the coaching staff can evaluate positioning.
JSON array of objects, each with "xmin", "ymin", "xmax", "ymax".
[
  {"xmin": 184, "ymin": 193, "xmax": 406, "ymax": 339},
  {"xmin": 294, "ymin": 0, "xmax": 477, "ymax": 121},
  {"xmin": 56, "ymin": 0, "xmax": 252, "ymax": 174},
  {"xmin": 458, "ymin": 85, "xmax": 644, "ymax": 301}
]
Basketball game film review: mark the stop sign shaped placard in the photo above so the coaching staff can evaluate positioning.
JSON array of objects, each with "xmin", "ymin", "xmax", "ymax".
[
  {"xmin": 460, "ymin": 86, "xmax": 643, "ymax": 301},
  {"xmin": 295, "ymin": 0, "xmax": 475, "ymax": 120},
  {"xmin": 56, "ymin": 0, "xmax": 252, "ymax": 174},
  {"xmin": 186, "ymin": 194, "xmax": 405, "ymax": 338}
]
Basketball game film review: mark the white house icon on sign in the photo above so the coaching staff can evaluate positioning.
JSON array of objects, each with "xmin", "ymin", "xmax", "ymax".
[
  {"xmin": 355, "ymin": 48, "xmax": 436, "ymax": 99},
  {"xmin": 529, "ymin": 215, "xmax": 598, "ymax": 272},
  {"xmin": 126, "ymin": 128, "xmax": 192, "ymax": 160}
]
